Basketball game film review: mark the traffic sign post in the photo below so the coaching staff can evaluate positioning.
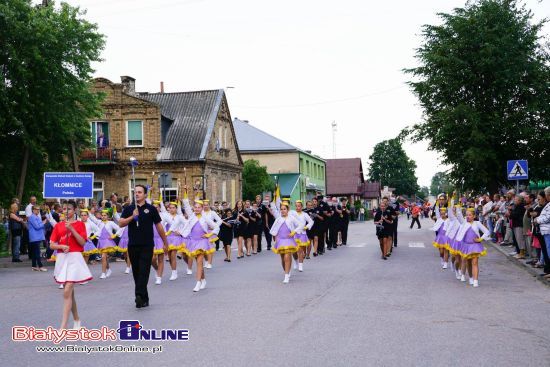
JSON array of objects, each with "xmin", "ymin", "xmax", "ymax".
[{"xmin": 507, "ymin": 160, "xmax": 528, "ymax": 192}]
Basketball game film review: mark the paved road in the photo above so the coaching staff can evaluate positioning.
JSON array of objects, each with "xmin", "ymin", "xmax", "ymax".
[{"xmin": 1, "ymin": 217, "xmax": 550, "ymax": 366}]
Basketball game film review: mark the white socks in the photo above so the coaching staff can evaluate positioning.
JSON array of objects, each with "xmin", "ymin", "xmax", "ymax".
[
  {"xmin": 298, "ymin": 263, "xmax": 303, "ymax": 272},
  {"xmin": 293, "ymin": 261, "xmax": 297, "ymax": 270},
  {"xmin": 473, "ymin": 280, "xmax": 479, "ymax": 287},
  {"xmin": 283, "ymin": 274, "xmax": 290, "ymax": 283},
  {"xmin": 106, "ymin": 269, "xmax": 112, "ymax": 278},
  {"xmin": 155, "ymin": 276, "xmax": 162, "ymax": 285},
  {"xmin": 193, "ymin": 281, "xmax": 201, "ymax": 292},
  {"xmin": 169, "ymin": 270, "xmax": 178, "ymax": 281},
  {"xmin": 469, "ymin": 278, "xmax": 474, "ymax": 285},
  {"xmin": 200, "ymin": 279, "xmax": 206, "ymax": 289},
  {"xmin": 72, "ymin": 320, "xmax": 81, "ymax": 330}
]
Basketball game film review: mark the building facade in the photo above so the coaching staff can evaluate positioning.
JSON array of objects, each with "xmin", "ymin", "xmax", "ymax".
[
  {"xmin": 233, "ymin": 118, "xmax": 325, "ymax": 204},
  {"xmin": 79, "ymin": 77, "xmax": 243, "ymax": 206}
]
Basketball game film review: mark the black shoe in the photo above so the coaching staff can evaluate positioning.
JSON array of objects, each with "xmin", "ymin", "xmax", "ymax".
[
  {"xmin": 319, "ymin": 252, "xmax": 324, "ymax": 255},
  {"xmin": 12, "ymin": 259, "xmax": 22, "ymax": 263},
  {"xmin": 313, "ymin": 253, "xmax": 318, "ymax": 257},
  {"xmin": 327, "ymin": 247, "xmax": 332, "ymax": 251},
  {"xmin": 393, "ymin": 244, "xmax": 397, "ymax": 247},
  {"xmin": 141, "ymin": 301, "xmax": 149, "ymax": 308},
  {"xmin": 382, "ymin": 256, "xmax": 387, "ymax": 260},
  {"xmin": 306, "ymin": 256, "xmax": 310, "ymax": 259},
  {"xmin": 267, "ymin": 247, "xmax": 271, "ymax": 251},
  {"xmin": 135, "ymin": 295, "xmax": 144, "ymax": 308}
]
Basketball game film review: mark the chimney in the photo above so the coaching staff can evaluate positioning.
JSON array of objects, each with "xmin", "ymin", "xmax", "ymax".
[
  {"xmin": 120, "ymin": 76, "xmax": 136, "ymax": 95},
  {"xmin": 160, "ymin": 81, "xmax": 164, "ymax": 93}
]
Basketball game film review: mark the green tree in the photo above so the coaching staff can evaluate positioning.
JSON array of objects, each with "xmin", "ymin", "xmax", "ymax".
[
  {"xmin": 0, "ymin": 0, "xmax": 105, "ymax": 206},
  {"xmin": 242, "ymin": 159, "xmax": 274, "ymax": 200},
  {"xmin": 416, "ymin": 186, "xmax": 430, "ymax": 199},
  {"xmin": 430, "ymin": 172, "xmax": 453, "ymax": 196},
  {"xmin": 367, "ymin": 138, "xmax": 420, "ymax": 195},
  {"xmin": 405, "ymin": 0, "xmax": 550, "ymax": 192}
]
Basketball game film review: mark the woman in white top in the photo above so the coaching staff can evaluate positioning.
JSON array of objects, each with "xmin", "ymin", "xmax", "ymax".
[
  {"xmin": 159, "ymin": 201, "xmax": 186, "ymax": 282},
  {"xmin": 290, "ymin": 200, "xmax": 314, "ymax": 272},
  {"xmin": 270, "ymin": 200, "xmax": 301, "ymax": 284}
]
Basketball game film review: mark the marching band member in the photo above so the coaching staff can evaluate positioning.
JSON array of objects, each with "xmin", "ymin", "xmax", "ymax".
[
  {"xmin": 431, "ymin": 205, "xmax": 450, "ymax": 269},
  {"xmin": 181, "ymin": 186, "xmax": 220, "ymax": 292},
  {"xmin": 160, "ymin": 200, "xmax": 186, "ymax": 280},
  {"xmin": 89, "ymin": 209, "xmax": 119, "ymax": 279},
  {"xmin": 270, "ymin": 199, "xmax": 300, "ymax": 284},
  {"xmin": 290, "ymin": 200, "xmax": 314, "ymax": 272},
  {"xmin": 201, "ymin": 199, "xmax": 221, "ymax": 268}
]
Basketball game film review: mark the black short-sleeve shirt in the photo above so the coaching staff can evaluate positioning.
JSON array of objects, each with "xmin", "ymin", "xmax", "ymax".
[{"xmin": 121, "ymin": 202, "xmax": 162, "ymax": 247}]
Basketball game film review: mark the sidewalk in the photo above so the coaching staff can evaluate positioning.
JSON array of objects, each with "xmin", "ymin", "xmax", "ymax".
[
  {"xmin": 487, "ymin": 241, "xmax": 550, "ymax": 287},
  {"xmin": 0, "ymin": 255, "xmax": 55, "ymax": 269}
]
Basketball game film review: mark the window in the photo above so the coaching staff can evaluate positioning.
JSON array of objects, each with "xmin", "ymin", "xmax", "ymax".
[
  {"xmin": 224, "ymin": 127, "xmax": 228, "ymax": 149},
  {"xmin": 160, "ymin": 188, "xmax": 178, "ymax": 203},
  {"xmin": 219, "ymin": 126, "xmax": 223, "ymax": 150},
  {"xmin": 126, "ymin": 120, "xmax": 143, "ymax": 147},
  {"xmin": 91, "ymin": 121, "xmax": 109, "ymax": 146},
  {"xmin": 93, "ymin": 181, "xmax": 104, "ymax": 203},
  {"xmin": 222, "ymin": 180, "xmax": 227, "ymax": 201}
]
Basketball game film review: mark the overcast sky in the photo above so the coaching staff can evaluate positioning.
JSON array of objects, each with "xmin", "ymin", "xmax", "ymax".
[{"xmin": 53, "ymin": 0, "xmax": 548, "ymax": 186}]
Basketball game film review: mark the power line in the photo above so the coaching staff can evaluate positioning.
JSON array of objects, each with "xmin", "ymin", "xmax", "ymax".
[{"xmin": 233, "ymin": 84, "xmax": 406, "ymax": 109}]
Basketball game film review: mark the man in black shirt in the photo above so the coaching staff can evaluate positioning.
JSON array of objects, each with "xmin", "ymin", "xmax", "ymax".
[
  {"xmin": 254, "ymin": 195, "xmax": 265, "ymax": 253},
  {"xmin": 340, "ymin": 198, "xmax": 350, "ymax": 245},
  {"xmin": 119, "ymin": 185, "xmax": 168, "ymax": 308},
  {"xmin": 263, "ymin": 194, "xmax": 275, "ymax": 251},
  {"xmin": 390, "ymin": 196, "xmax": 400, "ymax": 247}
]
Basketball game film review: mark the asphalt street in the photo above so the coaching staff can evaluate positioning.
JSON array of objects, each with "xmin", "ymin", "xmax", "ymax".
[{"xmin": 1, "ymin": 216, "xmax": 549, "ymax": 367}]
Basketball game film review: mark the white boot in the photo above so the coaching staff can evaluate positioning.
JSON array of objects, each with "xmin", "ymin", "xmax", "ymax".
[
  {"xmin": 124, "ymin": 267, "xmax": 131, "ymax": 274},
  {"xmin": 186, "ymin": 268, "xmax": 192, "ymax": 275},
  {"xmin": 298, "ymin": 263, "xmax": 303, "ymax": 272},
  {"xmin": 169, "ymin": 270, "xmax": 178, "ymax": 281},
  {"xmin": 473, "ymin": 280, "xmax": 479, "ymax": 288},
  {"xmin": 155, "ymin": 276, "xmax": 162, "ymax": 285},
  {"xmin": 200, "ymin": 279, "xmax": 206, "ymax": 289},
  {"xmin": 283, "ymin": 274, "xmax": 290, "ymax": 284},
  {"xmin": 193, "ymin": 281, "xmax": 201, "ymax": 292},
  {"xmin": 106, "ymin": 268, "xmax": 112, "ymax": 278},
  {"xmin": 72, "ymin": 320, "xmax": 81, "ymax": 330}
]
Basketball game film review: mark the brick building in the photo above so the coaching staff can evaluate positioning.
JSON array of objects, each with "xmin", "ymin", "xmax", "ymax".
[{"xmin": 79, "ymin": 76, "xmax": 243, "ymax": 205}]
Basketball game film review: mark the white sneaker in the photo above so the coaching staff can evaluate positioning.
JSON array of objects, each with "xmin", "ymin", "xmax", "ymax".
[
  {"xmin": 99, "ymin": 273, "xmax": 106, "ymax": 279},
  {"xmin": 193, "ymin": 281, "xmax": 201, "ymax": 292},
  {"xmin": 283, "ymin": 274, "xmax": 290, "ymax": 284},
  {"xmin": 200, "ymin": 279, "xmax": 206, "ymax": 289},
  {"xmin": 106, "ymin": 269, "xmax": 112, "ymax": 278},
  {"xmin": 169, "ymin": 271, "xmax": 178, "ymax": 281},
  {"xmin": 455, "ymin": 270, "xmax": 460, "ymax": 279},
  {"xmin": 72, "ymin": 320, "xmax": 81, "ymax": 330},
  {"xmin": 473, "ymin": 280, "xmax": 479, "ymax": 287},
  {"xmin": 58, "ymin": 284, "xmax": 64, "ymax": 289},
  {"xmin": 80, "ymin": 281, "xmax": 88, "ymax": 285},
  {"xmin": 460, "ymin": 275, "xmax": 466, "ymax": 282},
  {"xmin": 298, "ymin": 263, "xmax": 303, "ymax": 272},
  {"xmin": 293, "ymin": 261, "xmax": 297, "ymax": 270},
  {"xmin": 442, "ymin": 262, "xmax": 448, "ymax": 269},
  {"xmin": 155, "ymin": 276, "xmax": 162, "ymax": 285},
  {"xmin": 205, "ymin": 263, "xmax": 212, "ymax": 269},
  {"xmin": 124, "ymin": 267, "xmax": 131, "ymax": 274},
  {"xmin": 469, "ymin": 278, "xmax": 474, "ymax": 285},
  {"xmin": 186, "ymin": 268, "xmax": 192, "ymax": 275}
]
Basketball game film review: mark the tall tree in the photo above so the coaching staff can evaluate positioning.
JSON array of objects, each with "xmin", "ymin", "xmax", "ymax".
[
  {"xmin": 0, "ymin": 0, "xmax": 105, "ymax": 205},
  {"xmin": 430, "ymin": 172, "xmax": 453, "ymax": 196},
  {"xmin": 242, "ymin": 159, "xmax": 275, "ymax": 200},
  {"xmin": 404, "ymin": 0, "xmax": 549, "ymax": 192},
  {"xmin": 416, "ymin": 186, "xmax": 430, "ymax": 199},
  {"xmin": 368, "ymin": 138, "xmax": 420, "ymax": 196}
]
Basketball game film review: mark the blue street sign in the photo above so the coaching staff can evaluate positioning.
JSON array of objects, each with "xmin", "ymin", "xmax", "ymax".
[
  {"xmin": 507, "ymin": 160, "xmax": 528, "ymax": 181},
  {"xmin": 43, "ymin": 172, "xmax": 94, "ymax": 198}
]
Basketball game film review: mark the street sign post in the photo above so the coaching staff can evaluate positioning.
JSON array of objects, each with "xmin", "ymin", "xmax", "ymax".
[
  {"xmin": 43, "ymin": 172, "xmax": 94, "ymax": 199},
  {"xmin": 507, "ymin": 160, "xmax": 528, "ymax": 192}
]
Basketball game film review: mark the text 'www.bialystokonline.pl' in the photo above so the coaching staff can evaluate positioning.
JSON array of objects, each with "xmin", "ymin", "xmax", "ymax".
[{"xmin": 35, "ymin": 344, "xmax": 163, "ymax": 354}]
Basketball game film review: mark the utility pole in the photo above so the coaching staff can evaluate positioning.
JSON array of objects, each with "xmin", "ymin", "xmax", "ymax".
[{"xmin": 331, "ymin": 120, "xmax": 337, "ymax": 159}]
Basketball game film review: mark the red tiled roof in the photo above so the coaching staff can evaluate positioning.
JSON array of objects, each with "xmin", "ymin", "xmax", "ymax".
[
  {"xmin": 362, "ymin": 181, "xmax": 381, "ymax": 199},
  {"xmin": 325, "ymin": 158, "xmax": 364, "ymax": 195}
]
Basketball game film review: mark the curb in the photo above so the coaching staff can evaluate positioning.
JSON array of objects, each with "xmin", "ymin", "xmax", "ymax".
[
  {"xmin": 488, "ymin": 241, "xmax": 550, "ymax": 288},
  {"xmin": 0, "ymin": 258, "xmax": 55, "ymax": 269}
]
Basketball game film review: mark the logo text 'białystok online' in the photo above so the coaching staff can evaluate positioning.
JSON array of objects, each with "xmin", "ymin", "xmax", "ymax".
[{"xmin": 12, "ymin": 321, "xmax": 189, "ymax": 344}]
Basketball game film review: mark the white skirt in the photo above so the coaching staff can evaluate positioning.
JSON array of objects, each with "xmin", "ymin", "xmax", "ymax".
[{"xmin": 53, "ymin": 252, "xmax": 93, "ymax": 284}]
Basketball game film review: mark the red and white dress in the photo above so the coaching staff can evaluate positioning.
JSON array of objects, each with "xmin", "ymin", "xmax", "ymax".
[{"xmin": 51, "ymin": 221, "xmax": 93, "ymax": 284}]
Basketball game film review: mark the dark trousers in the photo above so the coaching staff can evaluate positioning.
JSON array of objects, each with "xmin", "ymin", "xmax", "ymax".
[
  {"xmin": 128, "ymin": 246, "xmax": 153, "ymax": 303},
  {"xmin": 29, "ymin": 241, "xmax": 43, "ymax": 268},
  {"xmin": 256, "ymin": 227, "xmax": 263, "ymax": 252},
  {"xmin": 215, "ymin": 239, "xmax": 220, "ymax": 251},
  {"xmin": 264, "ymin": 226, "xmax": 273, "ymax": 250},
  {"xmin": 410, "ymin": 217, "xmax": 421, "ymax": 229},
  {"xmin": 341, "ymin": 221, "xmax": 349, "ymax": 244},
  {"xmin": 393, "ymin": 218, "xmax": 398, "ymax": 245},
  {"xmin": 327, "ymin": 225, "xmax": 338, "ymax": 248},
  {"xmin": 318, "ymin": 227, "xmax": 327, "ymax": 253},
  {"xmin": 538, "ymin": 235, "xmax": 550, "ymax": 274}
]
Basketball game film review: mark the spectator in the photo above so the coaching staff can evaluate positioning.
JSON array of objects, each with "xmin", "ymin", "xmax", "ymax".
[
  {"xmin": 523, "ymin": 193, "xmax": 536, "ymax": 261},
  {"xmin": 96, "ymin": 132, "xmax": 109, "ymax": 148},
  {"xmin": 9, "ymin": 202, "xmax": 24, "ymax": 262},
  {"xmin": 25, "ymin": 195, "xmax": 37, "ymax": 218},
  {"xmin": 510, "ymin": 195, "xmax": 527, "ymax": 259},
  {"xmin": 359, "ymin": 207, "xmax": 365, "ymax": 221},
  {"xmin": 28, "ymin": 205, "xmax": 47, "ymax": 271},
  {"xmin": 534, "ymin": 187, "xmax": 550, "ymax": 279}
]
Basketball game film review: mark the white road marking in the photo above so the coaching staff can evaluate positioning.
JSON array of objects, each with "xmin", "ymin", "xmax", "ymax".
[{"xmin": 408, "ymin": 242, "xmax": 425, "ymax": 248}]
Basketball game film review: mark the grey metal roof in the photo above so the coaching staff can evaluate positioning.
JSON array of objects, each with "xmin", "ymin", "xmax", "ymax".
[
  {"xmin": 232, "ymin": 118, "xmax": 297, "ymax": 152},
  {"xmin": 139, "ymin": 90, "xmax": 224, "ymax": 161}
]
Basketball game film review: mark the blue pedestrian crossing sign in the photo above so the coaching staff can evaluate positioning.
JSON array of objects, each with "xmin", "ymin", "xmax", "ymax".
[{"xmin": 507, "ymin": 160, "xmax": 528, "ymax": 180}]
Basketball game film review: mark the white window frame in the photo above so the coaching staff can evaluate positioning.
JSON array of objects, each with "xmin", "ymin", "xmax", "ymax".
[
  {"xmin": 93, "ymin": 180, "xmax": 104, "ymax": 203},
  {"xmin": 126, "ymin": 120, "xmax": 144, "ymax": 148}
]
